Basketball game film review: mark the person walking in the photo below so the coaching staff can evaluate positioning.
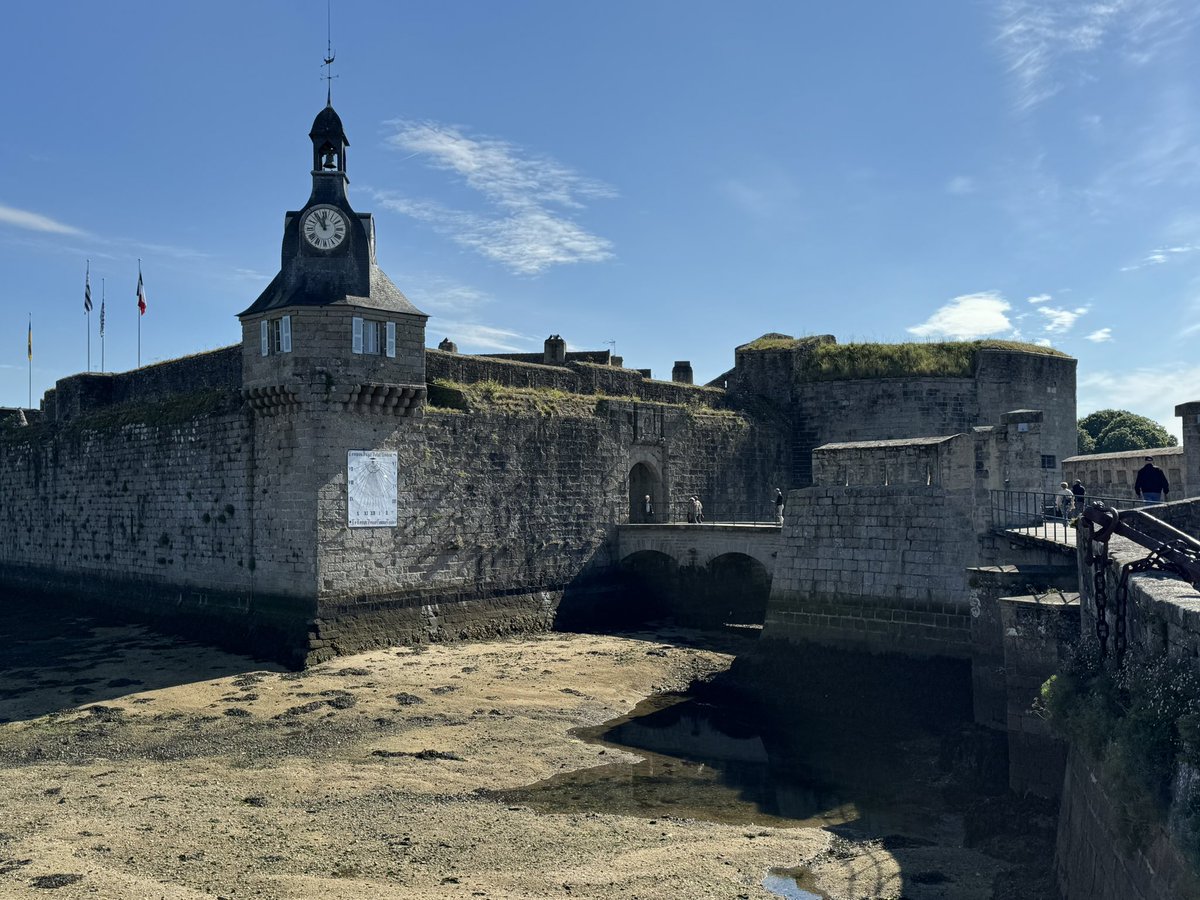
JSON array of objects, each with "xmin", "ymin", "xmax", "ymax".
[
  {"xmin": 643, "ymin": 494, "xmax": 653, "ymax": 523},
  {"xmin": 1134, "ymin": 456, "xmax": 1170, "ymax": 503},
  {"xmin": 774, "ymin": 488, "xmax": 785, "ymax": 525},
  {"xmin": 1057, "ymin": 482, "xmax": 1074, "ymax": 519},
  {"xmin": 686, "ymin": 496, "xmax": 697, "ymax": 524},
  {"xmin": 695, "ymin": 496, "xmax": 704, "ymax": 524}
]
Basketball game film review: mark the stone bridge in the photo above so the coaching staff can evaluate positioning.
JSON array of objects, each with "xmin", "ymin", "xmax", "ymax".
[
  {"xmin": 615, "ymin": 523, "xmax": 783, "ymax": 574},
  {"xmin": 613, "ymin": 523, "xmax": 783, "ymax": 627}
]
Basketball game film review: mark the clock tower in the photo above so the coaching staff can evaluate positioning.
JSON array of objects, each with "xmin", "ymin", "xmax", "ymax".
[{"xmin": 237, "ymin": 100, "xmax": 428, "ymax": 417}]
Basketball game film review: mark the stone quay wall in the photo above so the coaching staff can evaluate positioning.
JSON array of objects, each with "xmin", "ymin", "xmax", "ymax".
[
  {"xmin": 1056, "ymin": 751, "xmax": 1198, "ymax": 900},
  {"xmin": 764, "ymin": 484, "xmax": 976, "ymax": 658}
]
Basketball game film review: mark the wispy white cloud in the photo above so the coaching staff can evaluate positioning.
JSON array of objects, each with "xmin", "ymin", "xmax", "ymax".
[
  {"xmin": 379, "ymin": 121, "xmax": 615, "ymax": 275},
  {"xmin": 995, "ymin": 1, "xmax": 1197, "ymax": 112},
  {"xmin": 428, "ymin": 320, "xmax": 534, "ymax": 353},
  {"xmin": 907, "ymin": 291, "xmax": 1014, "ymax": 339},
  {"xmin": 1120, "ymin": 242, "xmax": 1200, "ymax": 271},
  {"xmin": 1027, "ymin": 293, "xmax": 1052, "ymax": 304},
  {"xmin": 1037, "ymin": 304, "xmax": 1088, "ymax": 332},
  {"xmin": 1035, "ymin": 338, "xmax": 1054, "ymax": 347},
  {"xmin": 398, "ymin": 274, "xmax": 492, "ymax": 316},
  {"xmin": 946, "ymin": 176, "xmax": 976, "ymax": 195},
  {"xmin": 1080, "ymin": 363, "xmax": 1200, "ymax": 440},
  {"xmin": 1086, "ymin": 327, "xmax": 1114, "ymax": 342},
  {"xmin": 0, "ymin": 203, "xmax": 85, "ymax": 235}
]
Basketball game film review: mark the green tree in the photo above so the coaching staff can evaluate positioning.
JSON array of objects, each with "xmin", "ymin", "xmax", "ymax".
[
  {"xmin": 1077, "ymin": 409, "xmax": 1177, "ymax": 455},
  {"xmin": 1077, "ymin": 427, "xmax": 1096, "ymax": 454}
]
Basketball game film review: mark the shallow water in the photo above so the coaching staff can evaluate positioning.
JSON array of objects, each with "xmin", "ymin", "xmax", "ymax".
[{"xmin": 485, "ymin": 689, "xmax": 964, "ymax": 846}]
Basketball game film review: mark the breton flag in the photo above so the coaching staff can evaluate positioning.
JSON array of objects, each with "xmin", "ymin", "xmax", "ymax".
[
  {"xmin": 136, "ymin": 270, "xmax": 147, "ymax": 316},
  {"xmin": 84, "ymin": 263, "xmax": 93, "ymax": 313},
  {"xmin": 27, "ymin": 319, "xmax": 32, "ymax": 361},
  {"xmin": 100, "ymin": 296, "xmax": 106, "ymax": 336}
]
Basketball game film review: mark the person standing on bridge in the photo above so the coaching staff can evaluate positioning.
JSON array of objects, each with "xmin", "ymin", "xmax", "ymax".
[
  {"xmin": 1134, "ymin": 456, "xmax": 1170, "ymax": 504},
  {"xmin": 1057, "ymin": 482, "xmax": 1074, "ymax": 519},
  {"xmin": 774, "ymin": 488, "xmax": 785, "ymax": 525},
  {"xmin": 1070, "ymin": 479, "xmax": 1086, "ymax": 514},
  {"xmin": 695, "ymin": 496, "xmax": 704, "ymax": 524},
  {"xmin": 686, "ymin": 496, "xmax": 697, "ymax": 524},
  {"xmin": 643, "ymin": 494, "xmax": 653, "ymax": 523}
]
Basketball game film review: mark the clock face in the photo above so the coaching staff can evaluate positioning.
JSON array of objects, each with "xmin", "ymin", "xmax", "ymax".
[{"xmin": 302, "ymin": 206, "xmax": 348, "ymax": 250}]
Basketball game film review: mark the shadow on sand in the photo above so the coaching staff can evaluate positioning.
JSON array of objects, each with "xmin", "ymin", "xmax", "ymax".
[{"xmin": 0, "ymin": 598, "xmax": 283, "ymax": 724}]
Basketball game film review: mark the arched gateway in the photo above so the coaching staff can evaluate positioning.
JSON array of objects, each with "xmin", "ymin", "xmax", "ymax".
[{"xmin": 628, "ymin": 461, "xmax": 663, "ymax": 523}]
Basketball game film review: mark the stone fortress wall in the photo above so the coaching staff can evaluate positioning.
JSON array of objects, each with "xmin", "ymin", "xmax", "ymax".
[
  {"xmin": 0, "ymin": 340, "xmax": 788, "ymax": 663},
  {"xmin": 726, "ymin": 335, "xmax": 1077, "ymax": 491}
]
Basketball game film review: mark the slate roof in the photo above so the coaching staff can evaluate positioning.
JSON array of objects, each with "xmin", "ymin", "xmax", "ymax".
[{"xmin": 237, "ymin": 266, "xmax": 427, "ymax": 318}]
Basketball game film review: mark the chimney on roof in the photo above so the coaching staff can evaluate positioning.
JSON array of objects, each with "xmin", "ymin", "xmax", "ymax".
[
  {"xmin": 437, "ymin": 337, "xmax": 458, "ymax": 353},
  {"xmin": 672, "ymin": 361, "xmax": 693, "ymax": 385},
  {"xmin": 544, "ymin": 334, "xmax": 566, "ymax": 365}
]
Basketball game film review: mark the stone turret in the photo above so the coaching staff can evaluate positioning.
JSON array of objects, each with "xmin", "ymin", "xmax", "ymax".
[
  {"xmin": 672, "ymin": 361, "xmax": 693, "ymax": 384},
  {"xmin": 544, "ymin": 335, "xmax": 566, "ymax": 366}
]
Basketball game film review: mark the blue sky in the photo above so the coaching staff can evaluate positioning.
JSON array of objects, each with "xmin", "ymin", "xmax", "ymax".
[{"xmin": 3, "ymin": 1, "xmax": 1199, "ymax": 438}]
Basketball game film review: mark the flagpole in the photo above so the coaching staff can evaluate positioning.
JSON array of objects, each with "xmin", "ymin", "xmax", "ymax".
[
  {"xmin": 101, "ymin": 278, "xmax": 106, "ymax": 374},
  {"xmin": 27, "ymin": 313, "xmax": 32, "ymax": 409},
  {"xmin": 137, "ymin": 259, "xmax": 142, "ymax": 368},
  {"xmin": 85, "ymin": 260, "xmax": 92, "ymax": 373}
]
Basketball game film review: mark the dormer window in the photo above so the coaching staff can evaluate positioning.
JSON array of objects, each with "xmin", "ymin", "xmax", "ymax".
[
  {"xmin": 352, "ymin": 317, "xmax": 396, "ymax": 358},
  {"xmin": 260, "ymin": 315, "xmax": 292, "ymax": 356}
]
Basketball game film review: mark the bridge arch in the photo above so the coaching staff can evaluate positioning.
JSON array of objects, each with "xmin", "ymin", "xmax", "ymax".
[
  {"xmin": 619, "ymin": 549, "xmax": 677, "ymax": 623},
  {"xmin": 702, "ymin": 552, "xmax": 771, "ymax": 626}
]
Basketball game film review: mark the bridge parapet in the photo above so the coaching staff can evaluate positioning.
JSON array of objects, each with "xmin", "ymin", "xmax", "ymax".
[{"xmin": 616, "ymin": 523, "xmax": 782, "ymax": 575}]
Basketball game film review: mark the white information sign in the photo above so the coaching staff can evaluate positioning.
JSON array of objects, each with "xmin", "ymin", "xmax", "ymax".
[{"xmin": 347, "ymin": 450, "xmax": 398, "ymax": 527}]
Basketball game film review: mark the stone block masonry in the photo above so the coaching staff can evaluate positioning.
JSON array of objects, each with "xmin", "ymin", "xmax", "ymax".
[
  {"xmin": 0, "ymin": 389, "xmax": 316, "ymax": 662},
  {"xmin": 765, "ymin": 485, "xmax": 975, "ymax": 658},
  {"xmin": 0, "ymin": 354, "xmax": 788, "ymax": 664}
]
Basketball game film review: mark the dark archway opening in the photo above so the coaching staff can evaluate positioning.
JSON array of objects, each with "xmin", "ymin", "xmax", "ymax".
[
  {"xmin": 616, "ymin": 550, "xmax": 677, "ymax": 625},
  {"xmin": 628, "ymin": 462, "xmax": 662, "ymax": 523},
  {"xmin": 677, "ymin": 552, "xmax": 771, "ymax": 628}
]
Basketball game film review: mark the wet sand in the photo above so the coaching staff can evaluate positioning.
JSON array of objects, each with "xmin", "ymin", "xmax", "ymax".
[{"xmin": 0, "ymin": 612, "xmax": 1038, "ymax": 899}]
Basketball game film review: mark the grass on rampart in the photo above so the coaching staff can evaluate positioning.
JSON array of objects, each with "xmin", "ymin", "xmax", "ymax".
[
  {"xmin": 741, "ymin": 338, "xmax": 1069, "ymax": 381},
  {"xmin": 426, "ymin": 379, "xmax": 745, "ymax": 422},
  {"xmin": 0, "ymin": 389, "xmax": 236, "ymax": 449},
  {"xmin": 1040, "ymin": 642, "xmax": 1200, "ymax": 867}
]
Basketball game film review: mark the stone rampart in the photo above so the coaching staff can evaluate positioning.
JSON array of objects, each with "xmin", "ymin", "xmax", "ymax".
[
  {"xmin": 303, "ymin": 403, "xmax": 786, "ymax": 656},
  {"xmin": 0, "ymin": 391, "xmax": 316, "ymax": 660},
  {"xmin": 425, "ymin": 351, "xmax": 725, "ymax": 408},
  {"xmin": 46, "ymin": 346, "xmax": 241, "ymax": 424}
]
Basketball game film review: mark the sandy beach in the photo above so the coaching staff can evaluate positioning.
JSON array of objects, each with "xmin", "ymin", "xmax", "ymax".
[{"xmin": 0, "ymin": 611, "xmax": 1046, "ymax": 899}]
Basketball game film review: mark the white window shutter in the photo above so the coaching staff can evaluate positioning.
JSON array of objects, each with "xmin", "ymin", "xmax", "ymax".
[
  {"xmin": 386, "ymin": 321, "xmax": 396, "ymax": 358},
  {"xmin": 352, "ymin": 316, "xmax": 363, "ymax": 354},
  {"xmin": 280, "ymin": 315, "xmax": 292, "ymax": 353},
  {"xmin": 260, "ymin": 320, "xmax": 269, "ymax": 356}
]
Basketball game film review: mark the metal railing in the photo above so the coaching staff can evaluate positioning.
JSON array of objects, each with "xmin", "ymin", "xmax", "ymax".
[
  {"xmin": 990, "ymin": 489, "xmax": 1153, "ymax": 541},
  {"xmin": 636, "ymin": 500, "xmax": 780, "ymax": 525}
]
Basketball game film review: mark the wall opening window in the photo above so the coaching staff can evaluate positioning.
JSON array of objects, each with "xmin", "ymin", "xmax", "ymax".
[
  {"xmin": 352, "ymin": 317, "xmax": 397, "ymax": 357},
  {"xmin": 1040, "ymin": 455, "xmax": 1056, "ymax": 469},
  {"xmin": 259, "ymin": 315, "xmax": 291, "ymax": 356}
]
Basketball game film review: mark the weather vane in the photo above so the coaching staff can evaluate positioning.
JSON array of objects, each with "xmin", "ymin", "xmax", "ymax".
[{"xmin": 322, "ymin": 0, "xmax": 338, "ymax": 105}]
